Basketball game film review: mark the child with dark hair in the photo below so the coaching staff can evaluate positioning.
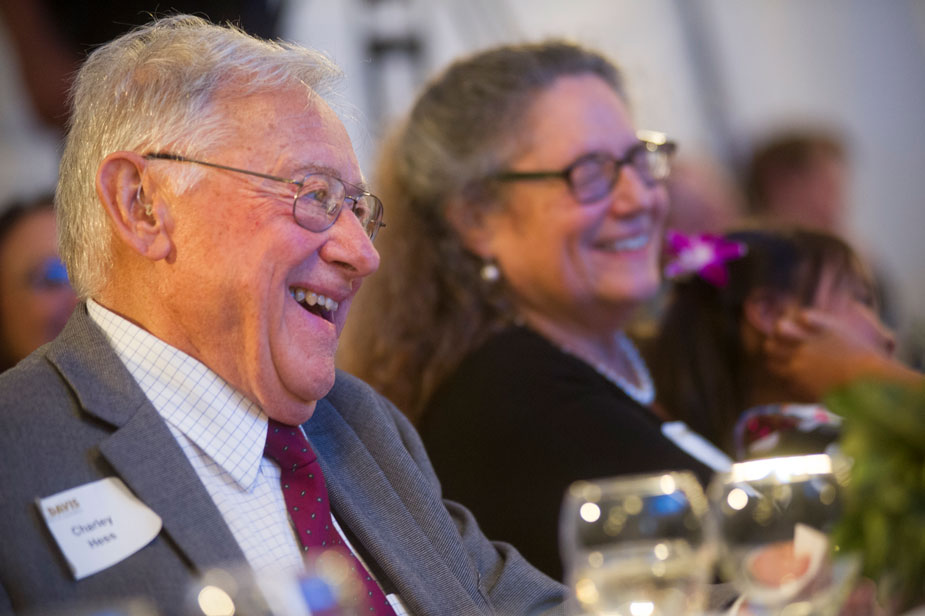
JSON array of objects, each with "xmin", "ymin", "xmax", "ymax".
[
  {"xmin": 742, "ymin": 129, "xmax": 899, "ymax": 331},
  {"xmin": 649, "ymin": 226, "xmax": 908, "ymax": 459}
]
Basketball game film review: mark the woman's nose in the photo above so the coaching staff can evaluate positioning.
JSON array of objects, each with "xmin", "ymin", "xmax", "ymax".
[{"xmin": 610, "ymin": 165, "xmax": 666, "ymax": 217}]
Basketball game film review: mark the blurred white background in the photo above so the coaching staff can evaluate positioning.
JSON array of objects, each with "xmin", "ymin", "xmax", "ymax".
[{"xmin": 1, "ymin": 0, "xmax": 923, "ymax": 353}]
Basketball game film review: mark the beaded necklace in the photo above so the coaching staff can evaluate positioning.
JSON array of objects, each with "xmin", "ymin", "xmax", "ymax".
[{"xmin": 554, "ymin": 331, "xmax": 655, "ymax": 406}]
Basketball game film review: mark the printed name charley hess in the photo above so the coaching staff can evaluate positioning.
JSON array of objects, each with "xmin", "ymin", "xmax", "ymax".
[{"xmin": 72, "ymin": 517, "xmax": 117, "ymax": 548}]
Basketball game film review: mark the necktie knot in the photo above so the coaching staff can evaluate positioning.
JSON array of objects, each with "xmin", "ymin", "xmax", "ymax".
[{"xmin": 264, "ymin": 418, "xmax": 317, "ymax": 470}]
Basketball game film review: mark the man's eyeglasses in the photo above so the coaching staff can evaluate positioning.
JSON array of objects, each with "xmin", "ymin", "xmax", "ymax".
[
  {"xmin": 144, "ymin": 153, "xmax": 385, "ymax": 241},
  {"xmin": 493, "ymin": 134, "xmax": 677, "ymax": 204}
]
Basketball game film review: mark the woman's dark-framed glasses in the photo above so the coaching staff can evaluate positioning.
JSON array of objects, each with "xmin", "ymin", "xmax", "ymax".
[
  {"xmin": 144, "ymin": 153, "xmax": 385, "ymax": 241},
  {"xmin": 493, "ymin": 135, "xmax": 677, "ymax": 204}
]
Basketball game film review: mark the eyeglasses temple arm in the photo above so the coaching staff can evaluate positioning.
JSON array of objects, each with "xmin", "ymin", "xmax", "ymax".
[
  {"xmin": 494, "ymin": 169, "xmax": 570, "ymax": 182},
  {"xmin": 144, "ymin": 152, "xmax": 301, "ymax": 187}
]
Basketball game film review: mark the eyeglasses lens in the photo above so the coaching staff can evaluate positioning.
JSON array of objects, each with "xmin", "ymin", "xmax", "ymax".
[
  {"xmin": 295, "ymin": 174, "xmax": 383, "ymax": 240},
  {"xmin": 568, "ymin": 143, "xmax": 673, "ymax": 204},
  {"xmin": 351, "ymin": 196, "xmax": 384, "ymax": 241},
  {"xmin": 570, "ymin": 156, "xmax": 617, "ymax": 203},
  {"xmin": 640, "ymin": 145, "xmax": 671, "ymax": 183}
]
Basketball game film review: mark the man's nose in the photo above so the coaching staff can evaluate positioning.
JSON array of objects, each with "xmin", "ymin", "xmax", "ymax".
[{"xmin": 322, "ymin": 208, "xmax": 381, "ymax": 278}]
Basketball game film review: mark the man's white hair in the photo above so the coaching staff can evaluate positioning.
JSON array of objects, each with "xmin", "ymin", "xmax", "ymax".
[{"xmin": 57, "ymin": 14, "xmax": 343, "ymax": 298}]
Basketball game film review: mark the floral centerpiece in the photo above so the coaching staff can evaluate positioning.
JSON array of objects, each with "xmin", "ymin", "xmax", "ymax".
[{"xmin": 826, "ymin": 380, "xmax": 925, "ymax": 613}]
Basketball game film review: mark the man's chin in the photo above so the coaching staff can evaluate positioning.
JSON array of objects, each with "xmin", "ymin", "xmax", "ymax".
[
  {"xmin": 266, "ymin": 398, "xmax": 319, "ymax": 427},
  {"xmin": 260, "ymin": 349, "xmax": 337, "ymax": 421},
  {"xmin": 259, "ymin": 376, "xmax": 328, "ymax": 424},
  {"xmin": 270, "ymin": 372, "xmax": 335, "ymax": 424}
]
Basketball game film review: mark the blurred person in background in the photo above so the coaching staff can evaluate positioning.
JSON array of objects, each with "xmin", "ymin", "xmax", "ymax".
[
  {"xmin": 742, "ymin": 129, "xmax": 899, "ymax": 332},
  {"xmin": 650, "ymin": 225, "xmax": 918, "ymax": 616},
  {"xmin": 648, "ymin": 226, "xmax": 915, "ymax": 461},
  {"xmin": 666, "ymin": 155, "xmax": 744, "ymax": 236},
  {"xmin": 762, "ymin": 298, "xmax": 923, "ymax": 403},
  {"xmin": 340, "ymin": 40, "xmax": 720, "ymax": 581},
  {"xmin": 629, "ymin": 154, "xmax": 746, "ymax": 342},
  {"xmin": 0, "ymin": 193, "xmax": 77, "ymax": 371},
  {"xmin": 744, "ymin": 130, "xmax": 849, "ymax": 235}
]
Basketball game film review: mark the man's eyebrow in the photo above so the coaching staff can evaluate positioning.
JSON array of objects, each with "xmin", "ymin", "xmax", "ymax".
[{"xmin": 294, "ymin": 164, "xmax": 371, "ymax": 192}]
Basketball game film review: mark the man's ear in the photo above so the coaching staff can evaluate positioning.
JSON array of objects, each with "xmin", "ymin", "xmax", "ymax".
[
  {"xmin": 743, "ymin": 289, "xmax": 789, "ymax": 335},
  {"xmin": 96, "ymin": 151, "xmax": 172, "ymax": 261},
  {"xmin": 445, "ymin": 199, "xmax": 496, "ymax": 259}
]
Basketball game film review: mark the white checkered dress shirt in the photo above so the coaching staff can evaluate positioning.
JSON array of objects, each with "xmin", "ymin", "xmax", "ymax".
[
  {"xmin": 88, "ymin": 300, "xmax": 309, "ymax": 575},
  {"xmin": 87, "ymin": 302, "xmax": 409, "ymax": 613}
]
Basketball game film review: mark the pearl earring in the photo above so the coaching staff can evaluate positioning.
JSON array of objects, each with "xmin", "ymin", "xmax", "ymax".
[{"xmin": 480, "ymin": 261, "xmax": 500, "ymax": 282}]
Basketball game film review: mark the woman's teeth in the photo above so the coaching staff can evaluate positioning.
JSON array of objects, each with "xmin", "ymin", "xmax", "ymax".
[
  {"xmin": 290, "ymin": 287, "xmax": 339, "ymax": 312},
  {"xmin": 604, "ymin": 233, "xmax": 649, "ymax": 251}
]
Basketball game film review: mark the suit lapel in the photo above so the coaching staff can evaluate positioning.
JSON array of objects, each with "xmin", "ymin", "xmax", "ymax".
[
  {"xmin": 47, "ymin": 305, "xmax": 246, "ymax": 572},
  {"xmin": 98, "ymin": 404, "xmax": 246, "ymax": 570},
  {"xmin": 304, "ymin": 399, "xmax": 480, "ymax": 615}
]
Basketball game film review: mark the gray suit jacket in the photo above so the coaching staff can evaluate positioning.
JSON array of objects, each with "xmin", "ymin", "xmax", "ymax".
[{"xmin": 0, "ymin": 305, "xmax": 565, "ymax": 615}]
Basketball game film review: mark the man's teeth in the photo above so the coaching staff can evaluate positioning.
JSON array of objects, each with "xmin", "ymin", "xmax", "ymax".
[
  {"xmin": 290, "ymin": 287, "xmax": 339, "ymax": 312},
  {"xmin": 604, "ymin": 234, "xmax": 649, "ymax": 251}
]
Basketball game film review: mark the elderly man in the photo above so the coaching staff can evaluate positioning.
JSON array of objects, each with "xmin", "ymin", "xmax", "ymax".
[{"xmin": 0, "ymin": 15, "xmax": 564, "ymax": 616}]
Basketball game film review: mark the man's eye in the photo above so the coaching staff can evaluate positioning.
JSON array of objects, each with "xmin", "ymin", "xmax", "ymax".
[{"xmin": 303, "ymin": 188, "xmax": 329, "ymax": 203}]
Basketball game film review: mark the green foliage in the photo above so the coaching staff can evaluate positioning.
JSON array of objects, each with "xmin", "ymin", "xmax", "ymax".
[{"xmin": 827, "ymin": 380, "xmax": 925, "ymax": 612}]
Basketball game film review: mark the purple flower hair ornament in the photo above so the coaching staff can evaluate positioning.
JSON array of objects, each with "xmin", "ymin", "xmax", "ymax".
[{"xmin": 663, "ymin": 230, "xmax": 747, "ymax": 287}]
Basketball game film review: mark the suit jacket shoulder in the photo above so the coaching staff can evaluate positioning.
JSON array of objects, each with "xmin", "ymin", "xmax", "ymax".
[
  {"xmin": 308, "ymin": 370, "xmax": 566, "ymax": 615},
  {"xmin": 0, "ymin": 306, "xmax": 248, "ymax": 615}
]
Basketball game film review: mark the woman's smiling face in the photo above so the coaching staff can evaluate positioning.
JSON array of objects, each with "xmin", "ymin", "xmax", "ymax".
[{"xmin": 481, "ymin": 74, "xmax": 669, "ymax": 338}]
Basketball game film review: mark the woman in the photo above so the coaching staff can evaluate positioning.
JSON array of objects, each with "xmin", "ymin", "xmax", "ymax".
[
  {"xmin": 0, "ymin": 195, "xmax": 78, "ymax": 371},
  {"xmin": 341, "ymin": 41, "xmax": 715, "ymax": 580},
  {"xmin": 650, "ymin": 227, "xmax": 903, "ymax": 459}
]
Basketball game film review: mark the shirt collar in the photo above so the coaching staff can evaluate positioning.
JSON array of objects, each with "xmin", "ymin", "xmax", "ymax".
[{"xmin": 86, "ymin": 299, "xmax": 267, "ymax": 490}]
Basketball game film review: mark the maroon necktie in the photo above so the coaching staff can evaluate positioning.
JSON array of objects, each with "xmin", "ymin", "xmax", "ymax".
[{"xmin": 264, "ymin": 419, "xmax": 397, "ymax": 615}]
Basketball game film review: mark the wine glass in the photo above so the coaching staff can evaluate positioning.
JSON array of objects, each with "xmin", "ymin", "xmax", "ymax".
[
  {"xmin": 185, "ymin": 548, "xmax": 378, "ymax": 616},
  {"xmin": 559, "ymin": 471, "xmax": 713, "ymax": 616},
  {"xmin": 21, "ymin": 598, "xmax": 161, "ymax": 616},
  {"xmin": 706, "ymin": 453, "xmax": 859, "ymax": 616}
]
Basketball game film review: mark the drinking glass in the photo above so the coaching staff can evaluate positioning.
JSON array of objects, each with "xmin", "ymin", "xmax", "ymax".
[
  {"xmin": 559, "ymin": 471, "xmax": 713, "ymax": 616},
  {"xmin": 707, "ymin": 453, "xmax": 859, "ymax": 616},
  {"xmin": 185, "ymin": 549, "xmax": 378, "ymax": 616},
  {"xmin": 21, "ymin": 598, "xmax": 160, "ymax": 616}
]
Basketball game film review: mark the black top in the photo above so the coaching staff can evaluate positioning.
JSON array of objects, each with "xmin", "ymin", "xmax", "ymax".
[{"xmin": 419, "ymin": 326, "xmax": 714, "ymax": 581}]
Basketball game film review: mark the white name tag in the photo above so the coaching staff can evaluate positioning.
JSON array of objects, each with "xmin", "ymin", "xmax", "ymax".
[
  {"xmin": 36, "ymin": 477, "xmax": 162, "ymax": 580},
  {"xmin": 661, "ymin": 420, "xmax": 734, "ymax": 473}
]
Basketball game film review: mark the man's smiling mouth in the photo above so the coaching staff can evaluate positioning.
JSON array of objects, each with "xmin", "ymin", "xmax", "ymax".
[{"xmin": 289, "ymin": 286, "xmax": 338, "ymax": 322}]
